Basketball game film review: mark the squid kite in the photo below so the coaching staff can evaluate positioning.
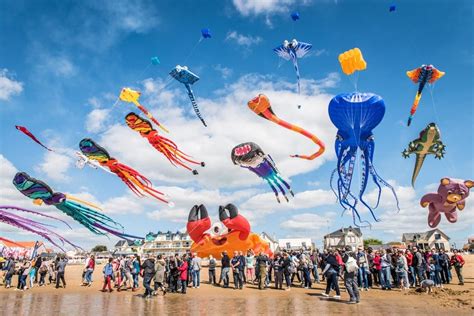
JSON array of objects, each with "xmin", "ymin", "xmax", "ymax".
[
  {"xmin": 328, "ymin": 92, "xmax": 399, "ymax": 226},
  {"xmin": 15, "ymin": 125, "xmax": 53, "ymax": 151},
  {"xmin": 232, "ymin": 142, "xmax": 293, "ymax": 203},
  {"xmin": 119, "ymin": 88, "xmax": 169, "ymax": 133},
  {"xmin": 0, "ymin": 205, "xmax": 79, "ymax": 251},
  {"xmin": 402, "ymin": 122, "xmax": 445, "ymax": 187},
  {"xmin": 406, "ymin": 64, "xmax": 445, "ymax": 126},
  {"xmin": 125, "ymin": 112, "xmax": 205, "ymax": 174},
  {"xmin": 12, "ymin": 172, "xmax": 141, "ymax": 241},
  {"xmin": 273, "ymin": 39, "xmax": 312, "ymax": 94},
  {"xmin": 169, "ymin": 65, "xmax": 207, "ymax": 127},
  {"xmin": 248, "ymin": 94, "xmax": 325, "ymax": 160},
  {"xmin": 79, "ymin": 138, "xmax": 172, "ymax": 205}
]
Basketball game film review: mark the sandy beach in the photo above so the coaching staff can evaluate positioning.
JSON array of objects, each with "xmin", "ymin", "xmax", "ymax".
[{"xmin": 1, "ymin": 256, "xmax": 472, "ymax": 315}]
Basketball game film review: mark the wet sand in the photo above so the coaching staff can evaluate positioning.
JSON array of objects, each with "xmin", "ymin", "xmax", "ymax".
[{"xmin": 1, "ymin": 256, "xmax": 473, "ymax": 315}]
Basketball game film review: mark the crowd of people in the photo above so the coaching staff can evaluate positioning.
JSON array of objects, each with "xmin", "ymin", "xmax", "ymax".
[
  {"xmin": 0, "ymin": 254, "xmax": 69, "ymax": 290},
  {"xmin": 0, "ymin": 246, "xmax": 467, "ymax": 303}
]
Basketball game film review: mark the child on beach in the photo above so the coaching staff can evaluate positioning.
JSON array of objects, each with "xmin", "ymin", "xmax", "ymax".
[{"xmin": 101, "ymin": 258, "xmax": 114, "ymax": 292}]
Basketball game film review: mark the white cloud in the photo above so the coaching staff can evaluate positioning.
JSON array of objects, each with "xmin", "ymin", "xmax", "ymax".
[
  {"xmin": 0, "ymin": 69, "xmax": 23, "ymax": 101},
  {"xmin": 232, "ymin": 0, "xmax": 308, "ymax": 16},
  {"xmin": 34, "ymin": 150, "xmax": 73, "ymax": 182},
  {"xmin": 226, "ymin": 31, "xmax": 262, "ymax": 47},
  {"xmin": 214, "ymin": 64, "xmax": 233, "ymax": 79},
  {"xmin": 280, "ymin": 212, "xmax": 337, "ymax": 231},
  {"xmin": 85, "ymin": 108, "xmax": 112, "ymax": 133}
]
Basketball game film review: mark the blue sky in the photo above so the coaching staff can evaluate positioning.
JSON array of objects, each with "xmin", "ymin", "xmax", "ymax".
[{"xmin": 0, "ymin": 0, "xmax": 472, "ymax": 249}]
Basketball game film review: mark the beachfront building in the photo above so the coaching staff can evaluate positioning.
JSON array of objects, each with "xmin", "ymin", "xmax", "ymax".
[
  {"xmin": 260, "ymin": 232, "xmax": 279, "ymax": 253},
  {"xmin": 114, "ymin": 239, "xmax": 143, "ymax": 255},
  {"xmin": 278, "ymin": 238, "xmax": 314, "ymax": 251},
  {"xmin": 323, "ymin": 226, "xmax": 363, "ymax": 251},
  {"xmin": 141, "ymin": 231, "xmax": 191, "ymax": 256},
  {"xmin": 402, "ymin": 228, "xmax": 451, "ymax": 251}
]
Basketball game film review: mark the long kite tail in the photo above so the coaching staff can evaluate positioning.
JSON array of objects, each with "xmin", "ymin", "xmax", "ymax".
[
  {"xmin": 93, "ymin": 223, "xmax": 143, "ymax": 242},
  {"xmin": 109, "ymin": 162, "xmax": 171, "ymax": 205},
  {"xmin": 133, "ymin": 102, "xmax": 169, "ymax": 133},
  {"xmin": 411, "ymin": 154, "xmax": 426, "ymax": 187},
  {"xmin": 0, "ymin": 210, "xmax": 81, "ymax": 251},
  {"xmin": 291, "ymin": 55, "xmax": 301, "ymax": 94},
  {"xmin": 262, "ymin": 109, "xmax": 325, "ymax": 160},
  {"xmin": 185, "ymin": 84, "xmax": 207, "ymax": 127},
  {"xmin": 407, "ymin": 92, "xmax": 422, "ymax": 126},
  {"xmin": 15, "ymin": 125, "xmax": 53, "ymax": 151},
  {"xmin": 0, "ymin": 205, "xmax": 72, "ymax": 229}
]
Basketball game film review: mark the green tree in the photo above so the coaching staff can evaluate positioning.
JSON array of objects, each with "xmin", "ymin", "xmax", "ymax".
[
  {"xmin": 91, "ymin": 245, "xmax": 107, "ymax": 252},
  {"xmin": 364, "ymin": 238, "xmax": 383, "ymax": 247}
]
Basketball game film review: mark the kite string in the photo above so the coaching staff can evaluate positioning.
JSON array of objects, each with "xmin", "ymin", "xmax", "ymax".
[{"xmin": 428, "ymin": 84, "xmax": 456, "ymax": 176}]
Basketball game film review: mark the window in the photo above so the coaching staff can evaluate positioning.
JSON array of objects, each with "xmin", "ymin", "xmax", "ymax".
[
  {"xmin": 434, "ymin": 234, "xmax": 441, "ymax": 240},
  {"xmin": 286, "ymin": 242, "xmax": 291, "ymax": 249}
]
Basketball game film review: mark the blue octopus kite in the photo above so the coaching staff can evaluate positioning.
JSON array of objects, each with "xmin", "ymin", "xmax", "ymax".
[
  {"xmin": 328, "ymin": 92, "xmax": 399, "ymax": 226},
  {"xmin": 273, "ymin": 39, "xmax": 312, "ymax": 94},
  {"xmin": 231, "ymin": 142, "xmax": 294, "ymax": 203},
  {"xmin": 170, "ymin": 65, "xmax": 207, "ymax": 127}
]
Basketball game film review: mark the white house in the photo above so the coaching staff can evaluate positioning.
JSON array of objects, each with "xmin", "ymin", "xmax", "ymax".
[
  {"xmin": 278, "ymin": 238, "xmax": 314, "ymax": 251},
  {"xmin": 402, "ymin": 228, "xmax": 451, "ymax": 251},
  {"xmin": 323, "ymin": 226, "xmax": 363, "ymax": 251},
  {"xmin": 259, "ymin": 232, "xmax": 279, "ymax": 253},
  {"xmin": 141, "ymin": 231, "xmax": 191, "ymax": 256}
]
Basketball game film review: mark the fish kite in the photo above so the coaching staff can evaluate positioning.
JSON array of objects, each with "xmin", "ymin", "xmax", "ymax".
[
  {"xmin": 248, "ymin": 94, "xmax": 325, "ymax": 160},
  {"xmin": 273, "ymin": 39, "xmax": 312, "ymax": 94},
  {"xmin": 339, "ymin": 48, "xmax": 367, "ymax": 76},
  {"xmin": 232, "ymin": 142, "xmax": 293, "ymax": 203},
  {"xmin": 406, "ymin": 64, "xmax": 445, "ymax": 126},
  {"xmin": 79, "ymin": 138, "xmax": 172, "ymax": 205},
  {"xmin": 402, "ymin": 123, "xmax": 445, "ymax": 187},
  {"xmin": 12, "ymin": 172, "xmax": 142, "ymax": 241},
  {"xmin": 15, "ymin": 125, "xmax": 53, "ymax": 151},
  {"xmin": 169, "ymin": 65, "xmax": 207, "ymax": 127},
  {"xmin": 125, "ymin": 112, "xmax": 205, "ymax": 174},
  {"xmin": 329, "ymin": 92, "xmax": 399, "ymax": 226},
  {"xmin": 119, "ymin": 88, "xmax": 169, "ymax": 133},
  {"xmin": 0, "ymin": 205, "xmax": 79, "ymax": 251}
]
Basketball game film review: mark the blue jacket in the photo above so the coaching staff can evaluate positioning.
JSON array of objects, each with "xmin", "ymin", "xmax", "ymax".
[{"xmin": 103, "ymin": 263, "xmax": 113, "ymax": 276}]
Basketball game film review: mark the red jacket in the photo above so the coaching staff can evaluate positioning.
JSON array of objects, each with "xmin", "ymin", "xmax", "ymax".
[
  {"xmin": 405, "ymin": 253, "xmax": 413, "ymax": 266},
  {"xmin": 450, "ymin": 254, "xmax": 465, "ymax": 267},
  {"xmin": 178, "ymin": 261, "xmax": 188, "ymax": 280},
  {"xmin": 373, "ymin": 255, "xmax": 382, "ymax": 271}
]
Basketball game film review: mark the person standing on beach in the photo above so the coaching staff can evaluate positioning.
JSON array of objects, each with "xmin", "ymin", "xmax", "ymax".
[
  {"xmin": 342, "ymin": 246, "xmax": 360, "ymax": 304},
  {"xmin": 273, "ymin": 253, "xmax": 283, "ymax": 290},
  {"xmin": 231, "ymin": 251, "xmax": 242, "ymax": 290},
  {"xmin": 245, "ymin": 250, "xmax": 255, "ymax": 284},
  {"xmin": 178, "ymin": 254, "xmax": 188, "ymax": 294},
  {"xmin": 132, "ymin": 255, "xmax": 141, "ymax": 291},
  {"xmin": 321, "ymin": 250, "xmax": 341, "ymax": 299},
  {"xmin": 101, "ymin": 257, "xmax": 114, "ymax": 293},
  {"xmin": 380, "ymin": 249, "xmax": 392, "ymax": 290},
  {"xmin": 33, "ymin": 255, "xmax": 42, "ymax": 285},
  {"xmin": 55, "ymin": 256, "xmax": 68, "ymax": 289},
  {"xmin": 438, "ymin": 249, "xmax": 450, "ymax": 284},
  {"xmin": 396, "ymin": 250, "xmax": 409, "ymax": 290},
  {"xmin": 238, "ymin": 251, "xmax": 246, "ymax": 284},
  {"xmin": 219, "ymin": 251, "xmax": 230, "ymax": 288},
  {"xmin": 38, "ymin": 259, "xmax": 48, "ymax": 286},
  {"xmin": 28, "ymin": 257, "xmax": 36, "ymax": 289},
  {"xmin": 450, "ymin": 249, "xmax": 465, "ymax": 285},
  {"xmin": 83, "ymin": 254, "xmax": 95, "ymax": 287},
  {"xmin": 4, "ymin": 256, "xmax": 15, "ymax": 288},
  {"xmin": 208, "ymin": 255, "xmax": 217, "ymax": 285},
  {"xmin": 356, "ymin": 247, "xmax": 369, "ymax": 291},
  {"xmin": 256, "ymin": 252, "xmax": 268, "ymax": 290},
  {"xmin": 141, "ymin": 255, "xmax": 155, "ymax": 298},
  {"xmin": 154, "ymin": 254, "xmax": 166, "ymax": 295},
  {"xmin": 281, "ymin": 252, "xmax": 292, "ymax": 290},
  {"xmin": 412, "ymin": 247, "xmax": 425, "ymax": 286},
  {"xmin": 191, "ymin": 253, "xmax": 201, "ymax": 288}
]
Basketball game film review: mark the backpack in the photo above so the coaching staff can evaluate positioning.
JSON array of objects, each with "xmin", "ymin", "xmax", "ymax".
[{"xmin": 346, "ymin": 256, "xmax": 359, "ymax": 273}]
